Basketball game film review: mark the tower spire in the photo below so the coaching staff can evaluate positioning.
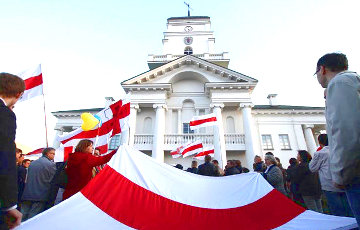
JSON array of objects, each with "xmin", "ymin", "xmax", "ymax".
[{"xmin": 184, "ymin": 2, "xmax": 192, "ymax": 17}]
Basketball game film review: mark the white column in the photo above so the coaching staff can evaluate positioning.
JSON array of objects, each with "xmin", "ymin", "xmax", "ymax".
[
  {"xmin": 153, "ymin": 104, "xmax": 167, "ymax": 162},
  {"xmin": 128, "ymin": 104, "xmax": 139, "ymax": 147},
  {"xmin": 211, "ymin": 103, "xmax": 227, "ymax": 169},
  {"xmin": 293, "ymin": 124, "xmax": 307, "ymax": 150},
  {"xmin": 177, "ymin": 109, "xmax": 182, "ymax": 134},
  {"xmin": 240, "ymin": 103, "xmax": 261, "ymax": 170},
  {"xmin": 52, "ymin": 128, "xmax": 63, "ymax": 148},
  {"xmin": 303, "ymin": 124, "xmax": 317, "ymax": 155}
]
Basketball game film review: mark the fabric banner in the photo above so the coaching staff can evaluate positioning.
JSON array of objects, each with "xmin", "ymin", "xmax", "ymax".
[
  {"xmin": 54, "ymin": 96, "xmax": 130, "ymax": 162},
  {"xmin": 193, "ymin": 146, "xmax": 215, "ymax": 160},
  {"xmin": 17, "ymin": 64, "xmax": 43, "ymax": 102},
  {"xmin": 19, "ymin": 146, "xmax": 357, "ymax": 230},
  {"xmin": 181, "ymin": 140, "xmax": 203, "ymax": 158},
  {"xmin": 189, "ymin": 113, "xmax": 217, "ymax": 130}
]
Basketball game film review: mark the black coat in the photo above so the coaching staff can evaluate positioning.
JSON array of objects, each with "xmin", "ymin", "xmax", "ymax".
[
  {"xmin": 292, "ymin": 162, "xmax": 321, "ymax": 198},
  {"xmin": 225, "ymin": 167, "xmax": 240, "ymax": 176},
  {"xmin": 198, "ymin": 162, "xmax": 219, "ymax": 176},
  {"xmin": 0, "ymin": 100, "xmax": 18, "ymax": 209}
]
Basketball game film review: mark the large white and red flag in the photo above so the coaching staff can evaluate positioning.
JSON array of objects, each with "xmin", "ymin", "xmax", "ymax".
[
  {"xmin": 17, "ymin": 64, "xmax": 43, "ymax": 102},
  {"xmin": 19, "ymin": 145, "xmax": 357, "ymax": 230},
  {"xmin": 54, "ymin": 97, "xmax": 130, "ymax": 162},
  {"xmin": 170, "ymin": 145, "xmax": 185, "ymax": 159},
  {"xmin": 189, "ymin": 113, "xmax": 217, "ymax": 130},
  {"xmin": 181, "ymin": 140, "xmax": 203, "ymax": 158},
  {"xmin": 193, "ymin": 146, "xmax": 215, "ymax": 160}
]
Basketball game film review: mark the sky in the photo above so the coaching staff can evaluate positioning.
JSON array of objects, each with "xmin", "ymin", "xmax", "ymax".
[{"xmin": 1, "ymin": 0, "xmax": 360, "ymax": 150}]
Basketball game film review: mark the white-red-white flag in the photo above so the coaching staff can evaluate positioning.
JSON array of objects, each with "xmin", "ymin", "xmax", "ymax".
[
  {"xmin": 181, "ymin": 140, "xmax": 203, "ymax": 158},
  {"xmin": 193, "ymin": 146, "xmax": 215, "ymax": 160},
  {"xmin": 54, "ymin": 96, "xmax": 130, "ymax": 162},
  {"xmin": 190, "ymin": 113, "xmax": 217, "ymax": 130},
  {"xmin": 17, "ymin": 64, "xmax": 43, "ymax": 102},
  {"xmin": 170, "ymin": 145, "xmax": 184, "ymax": 159},
  {"xmin": 18, "ymin": 145, "xmax": 358, "ymax": 230}
]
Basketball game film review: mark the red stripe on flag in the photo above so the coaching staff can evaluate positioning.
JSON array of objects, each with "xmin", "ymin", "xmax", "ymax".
[
  {"xmin": 190, "ymin": 117, "xmax": 217, "ymax": 127},
  {"xmin": 81, "ymin": 166, "xmax": 305, "ymax": 230},
  {"xmin": 61, "ymin": 101, "xmax": 130, "ymax": 145},
  {"xmin": 64, "ymin": 146, "xmax": 73, "ymax": 161},
  {"xmin": 181, "ymin": 143, "xmax": 203, "ymax": 156},
  {"xmin": 96, "ymin": 144, "xmax": 109, "ymax": 155},
  {"xmin": 195, "ymin": 149, "xmax": 215, "ymax": 157},
  {"xmin": 24, "ymin": 73, "xmax": 43, "ymax": 90},
  {"xmin": 26, "ymin": 147, "xmax": 45, "ymax": 155}
]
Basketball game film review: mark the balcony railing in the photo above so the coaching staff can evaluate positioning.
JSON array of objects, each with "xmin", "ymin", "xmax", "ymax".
[
  {"xmin": 164, "ymin": 134, "xmax": 214, "ymax": 145},
  {"xmin": 224, "ymin": 134, "xmax": 245, "ymax": 145},
  {"xmin": 133, "ymin": 133, "xmax": 245, "ymax": 147},
  {"xmin": 147, "ymin": 52, "xmax": 229, "ymax": 62},
  {"xmin": 134, "ymin": 134, "xmax": 153, "ymax": 145}
]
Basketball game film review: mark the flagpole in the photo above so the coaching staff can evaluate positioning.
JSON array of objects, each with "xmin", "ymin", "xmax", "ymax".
[
  {"xmin": 40, "ymin": 64, "xmax": 49, "ymax": 148},
  {"xmin": 42, "ymin": 93, "xmax": 49, "ymax": 148}
]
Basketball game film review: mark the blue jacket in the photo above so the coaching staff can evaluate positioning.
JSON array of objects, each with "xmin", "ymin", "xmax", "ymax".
[{"xmin": 22, "ymin": 156, "xmax": 56, "ymax": 202}]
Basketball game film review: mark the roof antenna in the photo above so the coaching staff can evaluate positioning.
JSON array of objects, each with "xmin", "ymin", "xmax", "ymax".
[{"xmin": 184, "ymin": 2, "xmax": 193, "ymax": 17}]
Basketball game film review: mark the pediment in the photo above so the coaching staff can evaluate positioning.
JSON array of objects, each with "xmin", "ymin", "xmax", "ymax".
[{"xmin": 121, "ymin": 55, "xmax": 258, "ymax": 86}]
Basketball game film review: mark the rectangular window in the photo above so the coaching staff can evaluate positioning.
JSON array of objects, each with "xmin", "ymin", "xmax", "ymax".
[
  {"xmin": 183, "ymin": 123, "xmax": 194, "ymax": 134},
  {"xmin": 109, "ymin": 135, "xmax": 121, "ymax": 150},
  {"xmin": 279, "ymin": 134, "xmax": 291, "ymax": 150},
  {"xmin": 261, "ymin": 135, "xmax": 273, "ymax": 150}
]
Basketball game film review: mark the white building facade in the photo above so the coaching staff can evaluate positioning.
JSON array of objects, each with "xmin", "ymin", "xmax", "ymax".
[{"xmin": 52, "ymin": 16, "xmax": 325, "ymax": 170}]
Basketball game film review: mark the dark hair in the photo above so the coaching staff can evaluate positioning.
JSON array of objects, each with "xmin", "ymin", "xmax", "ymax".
[
  {"xmin": 289, "ymin": 158, "xmax": 298, "ymax": 166},
  {"xmin": 22, "ymin": 159, "xmax": 31, "ymax": 165},
  {"xmin": 42, "ymin": 147, "xmax": 55, "ymax": 156},
  {"xmin": 298, "ymin": 150, "xmax": 312, "ymax": 163},
  {"xmin": 317, "ymin": 53, "xmax": 348, "ymax": 72},
  {"xmin": 212, "ymin": 159, "xmax": 219, "ymax": 164},
  {"xmin": 95, "ymin": 147, "xmax": 100, "ymax": 151},
  {"xmin": 75, "ymin": 139, "xmax": 93, "ymax": 153},
  {"xmin": 175, "ymin": 164, "xmax": 183, "ymax": 170},
  {"xmin": 275, "ymin": 157, "xmax": 280, "ymax": 163},
  {"xmin": 235, "ymin": 160, "xmax": 241, "ymax": 167},
  {"xmin": 318, "ymin": 134, "xmax": 328, "ymax": 146},
  {"xmin": 0, "ymin": 73, "xmax": 25, "ymax": 98},
  {"xmin": 265, "ymin": 152, "xmax": 274, "ymax": 156},
  {"xmin": 204, "ymin": 154, "xmax": 212, "ymax": 162},
  {"xmin": 16, "ymin": 148, "xmax": 23, "ymax": 154}
]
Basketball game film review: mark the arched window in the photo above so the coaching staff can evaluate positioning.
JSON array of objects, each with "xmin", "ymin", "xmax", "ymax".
[
  {"xmin": 143, "ymin": 117, "xmax": 152, "ymax": 133},
  {"xmin": 226, "ymin": 116, "xmax": 235, "ymax": 133},
  {"xmin": 184, "ymin": 46, "xmax": 193, "ymax": 55}
]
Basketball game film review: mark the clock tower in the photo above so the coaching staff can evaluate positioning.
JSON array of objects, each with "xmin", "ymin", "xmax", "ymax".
[{"xmin": 147, "ymin": 16, "xmax": 229, "ymax": 69}]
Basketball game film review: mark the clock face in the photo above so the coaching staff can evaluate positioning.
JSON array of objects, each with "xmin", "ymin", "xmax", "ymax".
[
  {"xmin": 184, "ymin": 26, "xmax": 193, "ymax": 32},
  {"xmin": 184, "ymin": 37, "xmax": 193, "ymax": 45}
]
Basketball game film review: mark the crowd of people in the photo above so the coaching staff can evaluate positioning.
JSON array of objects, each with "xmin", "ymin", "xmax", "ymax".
[{"xmin": 1, "ymin": 52, "xmax": 360, "ymax": 229}]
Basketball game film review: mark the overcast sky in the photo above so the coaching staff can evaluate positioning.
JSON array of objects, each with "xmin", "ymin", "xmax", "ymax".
[{"xmin": 1, "ymin": 0, "xmax": 359, "ymax": 150}]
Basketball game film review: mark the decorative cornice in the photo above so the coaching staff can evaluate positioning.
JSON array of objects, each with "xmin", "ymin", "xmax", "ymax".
[
  {"xmin": 123, "ymin": 84, "xmax": 172, "ymax": 92},
  {"xmin": 252, "ymin": 110, "xmax": 324, "ymax": 115},
  {"xmin": 122, "ymin": 55, "xmax": 258, "ymax": 85},
  {"xmin": 205, "ymin": 82, "xmax": 257, "ymax": 92}
]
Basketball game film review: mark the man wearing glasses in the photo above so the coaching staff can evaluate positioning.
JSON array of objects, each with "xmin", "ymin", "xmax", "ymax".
[{"xmin": 315, "ymin": 53, "xmax": 360, "ymax": 225}]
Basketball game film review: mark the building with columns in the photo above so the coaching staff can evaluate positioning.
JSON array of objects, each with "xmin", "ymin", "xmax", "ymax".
[{"xmin": 52, "ymin": 16, "xmax": 325, "ymax": 169}]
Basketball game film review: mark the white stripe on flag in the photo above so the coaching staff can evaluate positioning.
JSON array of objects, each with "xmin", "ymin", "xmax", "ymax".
[
  {"xmin": 180, "ymin": 140, "xmax": 203, "ymax": 158},
  {"xmin": 17, "ymin": 64, "xmax": 43, "ymax": 103},
  {"xmin": 189, "ymin": 113, "xmax": 218, "ymax": 130}
]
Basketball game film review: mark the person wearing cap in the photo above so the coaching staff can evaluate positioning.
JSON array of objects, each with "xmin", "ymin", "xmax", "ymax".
[{"xmin": 315, "ymin": 53, "xmax": 360, "ymax": 224}]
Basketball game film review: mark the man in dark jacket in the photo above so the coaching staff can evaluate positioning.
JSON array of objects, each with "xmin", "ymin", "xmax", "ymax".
[
  {"xmin": 0, "ymin": 73, "xmax": 25, "ymax": 230},
  {"xmin": 224, "ymin": 160, "xmax": 240, "ymax": 176},
  {"xmin": 186, "ymin": 161, "xmax": 198, "ymax": 174},
  {"xmin": 198, "ymin": 155, "xmax": 218, "ymax": 176}
]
